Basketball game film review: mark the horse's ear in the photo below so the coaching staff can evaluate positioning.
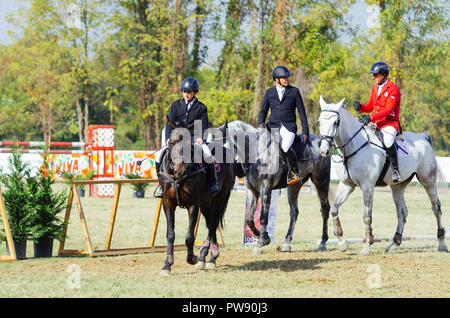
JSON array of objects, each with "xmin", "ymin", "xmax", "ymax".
[
  {"xmin": 319, "ymin": 95, "xmax": 327, "ymax": 110},
  {"xmin": 336, "ymin": 98, "xmax": 345, "ymax": 109},
  {"xmin": 167, "ymin": 115, "xmax": 177, "ymax": 129}
]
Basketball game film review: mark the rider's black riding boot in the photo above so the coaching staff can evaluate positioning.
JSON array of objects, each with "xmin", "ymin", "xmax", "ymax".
[
  {"xmin": 286, "ymin": 148, "xmax": 300, "ymax": 185},
  {"xmin": 154, "ymin": 161, "xmax": 163, "ymax": 198},
  {"xmin": 386, "ymin": 144, "xmax": 401, "ymax": 183},
  {"xmin": 206, "ymin": 162, "xmax": 220, "ymax": 194}
]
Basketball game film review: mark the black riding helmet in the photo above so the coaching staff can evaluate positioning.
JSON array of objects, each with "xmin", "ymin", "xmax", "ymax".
[
  {"xmin": 180, "ymin": 77, "xmax": 199, "ymax": 92},
  {"xmin": 369, "ymin": 62, "xmax": 389, "ymax": 76},
  {"xmin": 272, "ymin": 65, "xmax": 291, "ymax": 80}
]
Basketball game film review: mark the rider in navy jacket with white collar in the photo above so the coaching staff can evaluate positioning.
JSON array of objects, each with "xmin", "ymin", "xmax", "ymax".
[{"xmin": 258, "ymin": 66, "xmax": 310, "ymax": 184}]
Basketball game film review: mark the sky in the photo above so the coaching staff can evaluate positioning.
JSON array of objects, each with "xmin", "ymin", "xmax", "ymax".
[{"xmin": 0, "ymin": 0, "xmax": 374, "ymax": 62}]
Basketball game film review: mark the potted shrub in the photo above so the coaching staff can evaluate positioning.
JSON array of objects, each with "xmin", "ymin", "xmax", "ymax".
[
  {"xmin": 29, "ymin": 156, "xmax": 68, "ymax": 258},
  {"xmin": 62, "ymin": 171, "xmax": 94, "ymax": 197},
  {"xmin": 0, "ymin": 151, "xmax": 34, "ymax": 260},
  {"xmin": 125, "ymin": 173, "xmax": 149, "ymax": 198}
]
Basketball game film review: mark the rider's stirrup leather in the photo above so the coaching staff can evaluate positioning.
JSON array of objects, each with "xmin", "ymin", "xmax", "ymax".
[{"xmin": 154, "ymin": 161, "xmax": 163, "ymax": 198}]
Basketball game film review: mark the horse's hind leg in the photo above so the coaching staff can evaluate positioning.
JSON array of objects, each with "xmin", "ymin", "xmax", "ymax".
[
  {"xmin": 185, "ymin": 205, "xmax": 200, "ymax": 265},
  {"xmin": 245, "ymin": 189, "xmax": 260, "ymax": 238},
  {"xmin": 331, "ymin": 181, "xmax": 355, "ymax": 251},
  {"xmin": 386, "ymin": 183, "xmax": 409, "ymax": 253},
  {"xmin": 281, "ymin": 183, "xmax": 301, "ymax": 252},
  {"xmin": 417, "ymin": 173, "xmax": 448, "ymax": 252}
]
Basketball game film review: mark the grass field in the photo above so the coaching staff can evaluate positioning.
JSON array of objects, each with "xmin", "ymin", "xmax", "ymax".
[{"xmin": 0, "ymin": 182, "xmax": 449, "ymax": 298}]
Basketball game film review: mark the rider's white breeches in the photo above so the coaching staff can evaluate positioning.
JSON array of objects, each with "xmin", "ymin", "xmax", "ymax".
[
  {"xmin": 280, "ymin": 125, "xmax": 295, "ymax": 153},
  {"xmin": 381, "ymin": 125, "xmax": 397, "ymax": 148}
]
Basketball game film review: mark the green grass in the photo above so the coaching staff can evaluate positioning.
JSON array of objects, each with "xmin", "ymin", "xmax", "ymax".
[{"xmin": 0, "ymin": 183, "xmax": 448, "ymax": 298}]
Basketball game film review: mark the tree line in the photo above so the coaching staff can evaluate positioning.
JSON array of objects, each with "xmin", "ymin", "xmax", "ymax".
[{"xmin": 0, "ymin": 0, "xmax": 448, "ymax": 155}]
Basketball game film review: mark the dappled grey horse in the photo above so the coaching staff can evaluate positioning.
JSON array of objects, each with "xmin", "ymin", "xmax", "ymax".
[
  {"xmin": 207, "ymin": 120, "xmax": 333, "ymax": 253},
  {"xmin": 318, "ymin": 96, "xmax": 448, "ymax": 255}
]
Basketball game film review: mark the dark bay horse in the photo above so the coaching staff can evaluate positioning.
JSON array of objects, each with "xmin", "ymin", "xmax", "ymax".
[
  {"xmin": 158, "ymin": 118, "xmax": 235, "ymax": 276},
  {"xmin": 207, "ymin": 120, "xmax": 333, "ymax": 254}
]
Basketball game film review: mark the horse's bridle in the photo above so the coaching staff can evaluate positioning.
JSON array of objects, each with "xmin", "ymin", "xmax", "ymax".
[
  {"xmin": 319, "ymin": 109, "xmax": 341, "ymax": 149},
  {"xmin": 159, "ymin": 143, "xmax": 205, "ymax": 208}
]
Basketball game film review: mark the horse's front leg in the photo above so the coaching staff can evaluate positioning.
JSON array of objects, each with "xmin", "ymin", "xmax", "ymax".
[
  {"xmin": 245, "ymin": 189, "xmax": 260, "ymax": 238},
  {"xmin": 331, "ymin": 181, "xmax": 355, "ymax": 252},
  {"xmin": 281, "ymin": 183, "xmax": 301, "ymax": 252},
  {"xmin": 313, "ymin": 178, "xmax": 331, "ymax": 252},
  {"xmin": 161, "ymin": 200, "xmax": 176, "ymax": 276},
  {"xmin": 253, "ymin": 184, "xmax": 271, "ymax": 254},
  {"xmin": 186, "ymin": 205, "xmax": 199, "ymax": 265},
  {"xmin": 360, "ymin": 184, "xmax": 375, "ymax": 256}
]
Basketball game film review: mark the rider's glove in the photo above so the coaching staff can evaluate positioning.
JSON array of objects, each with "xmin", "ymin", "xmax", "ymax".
[{"xmin": 354, "ymin": 101, "xmax": 362, "ymax": 111}]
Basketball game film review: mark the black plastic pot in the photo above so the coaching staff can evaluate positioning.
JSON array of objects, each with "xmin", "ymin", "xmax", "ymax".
[
  {"xmin": 6, "ymin": 239, "xmax": 27, "ymax": 260},
  {"xmin": 33, "ymin": 237, "xmax": 54, "ymax": 258},
  {"xmin": 134, "ymin": 190, "xmax": 145, "ymax": 198}
]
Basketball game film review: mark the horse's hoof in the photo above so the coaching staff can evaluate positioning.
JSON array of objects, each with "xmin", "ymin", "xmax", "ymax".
[
  {"xmin": 337, "ymin": 239, "xmax": 349, "ymax": 252},
  {"xmin": 281, "ymin": 244, "xmax": 291, "ymax": 252},
  {"xmin": 317, "ymin": 243, "xmax": 327, "ymax": 252},
  {"xmin": 195, "ymin": 261, "xmax": 206, "ymax": 270},
  {"xmin": 359, "ymin": 246, "xmax": 370, "ymax": 256},
  {"xmin": 385, "ymin": 242, "xmax": 399, "ymax": 253},
  {"xmin": 205, "ymin": 262, "xmax": 216, "ymax": 270},
  {"xmin": 160, "ymin": 269, "xmax": 171, "ymax": 277},
  {"xmin": 252, "ymin": 247, "xmax": 263, "ymax": 255},
  {"xmin": 438, "ymin": 241, "xmax": 448, "ymax": 252},
  {"xmin": 187, "ymin": 255, "xmax": 198, "ymax": 265}
]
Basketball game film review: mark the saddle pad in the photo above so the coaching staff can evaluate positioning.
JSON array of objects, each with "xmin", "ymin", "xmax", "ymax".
[{"xmin": 395, "ymin": 138, "xmax": 410, "ymax": 158}]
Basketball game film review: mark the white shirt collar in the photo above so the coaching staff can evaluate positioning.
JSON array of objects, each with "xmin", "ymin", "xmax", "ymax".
[
  {"xmin": 377, "ymin": 78, "xmax": 389, "ymax": 96},
  {"xmin": 275, "ymin": 85, "xmax": 285, "ymax": 101},
  {"xmin": 185, "ymin": 97, "xmax": 197, "ymax": 110}
]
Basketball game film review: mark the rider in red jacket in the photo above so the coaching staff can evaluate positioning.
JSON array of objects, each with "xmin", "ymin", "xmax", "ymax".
[{"xmin": 354, "ymin": 62, "xmax": 402, "ymax": 183}]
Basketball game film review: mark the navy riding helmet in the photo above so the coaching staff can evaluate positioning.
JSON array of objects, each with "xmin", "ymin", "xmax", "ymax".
[
  {"xmin": 180, "ymin": 77, "xmax": 199, "ymax": 92},
  {"xmin": 369, "ymin": 62, "xmax": 389, "ymax": 76},
  {"xmin": 272, "ymin": 65, "xmax": 291, "ymax": 80}
]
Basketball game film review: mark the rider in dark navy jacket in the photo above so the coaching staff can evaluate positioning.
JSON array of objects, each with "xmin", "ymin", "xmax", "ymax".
[
  {"xmin": 154, "ymin": 77, "xmax": 219, "ymax": 197},
  {"xmin": 258, "ymin": 66, "xmax": 310, "ymax": 184}
]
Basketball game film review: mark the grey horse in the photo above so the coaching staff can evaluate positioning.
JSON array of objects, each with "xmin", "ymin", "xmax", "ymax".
[{"xmin": 207, "ymin": 120, "xmax": 333, "ymax": 253}]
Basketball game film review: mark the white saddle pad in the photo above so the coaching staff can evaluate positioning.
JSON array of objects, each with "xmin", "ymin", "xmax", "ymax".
[{"xmin": 395, "ymin": 137, "xmax": 410, "ymax": 158}]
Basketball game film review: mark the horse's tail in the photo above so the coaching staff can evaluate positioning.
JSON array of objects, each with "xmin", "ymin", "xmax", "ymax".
[{"xmin": 436, "ymin": 160, "xmax": 449, "ymax": 189}]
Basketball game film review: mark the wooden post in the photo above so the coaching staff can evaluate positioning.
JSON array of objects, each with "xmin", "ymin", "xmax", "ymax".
[
  {"xmin": 0, "ymin": 185, "xmax": 16, "ymax": 261},
  {"xmin": 73, "ymin": 183, "xmax": 95, "ymax": 256},
  {"xmin": 149, "ymin": 198, "xmax": 163, "ymax": 247},
  {"xmin": 105, "ymin": 183, "xmax": 122, "ymax": 250}
]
